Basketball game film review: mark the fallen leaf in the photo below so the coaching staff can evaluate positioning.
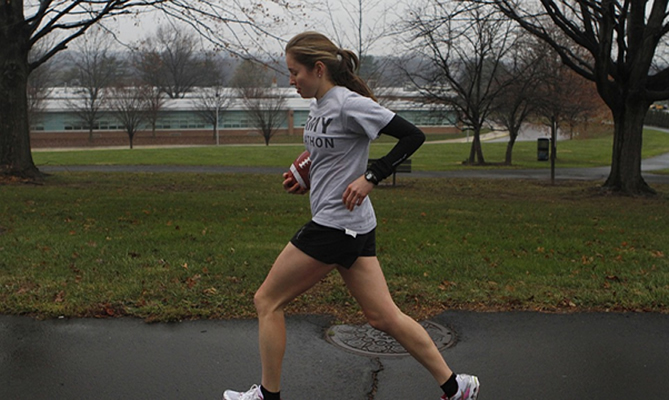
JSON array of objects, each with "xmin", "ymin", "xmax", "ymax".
[
  {"xmin": 54, "ymin": 291, "xmax": 65, "ymax": 303},
  {"xmin": 203, "ymin": 287, "xmax": 218, "ymax": 295}
]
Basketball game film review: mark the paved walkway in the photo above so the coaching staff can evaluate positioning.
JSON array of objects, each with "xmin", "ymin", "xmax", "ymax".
[
  {"xmin": 1, "ymin": 312, "xmax": 667, "ymax": 400},
  {"xmin": 37, "ymin": 129, "xmax": 669, "ymax": 185},
  {"xmin": 39, "ymin": 152, "xmax": 669, "ymax": 185}
]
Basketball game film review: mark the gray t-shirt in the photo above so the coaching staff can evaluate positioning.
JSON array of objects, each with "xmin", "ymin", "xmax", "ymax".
[{"xmin": 304, "ymin": 86, "xmax": 395, "ymax": 235}]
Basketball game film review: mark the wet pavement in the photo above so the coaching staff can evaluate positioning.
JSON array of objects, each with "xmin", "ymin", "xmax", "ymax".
[
  {"xmin": 1, "ymin": 312, "xmax": 667, "ymax": 400},
  {"xmin": 38, "ymin": 152, "xmax": 669, "ymax": 185}
]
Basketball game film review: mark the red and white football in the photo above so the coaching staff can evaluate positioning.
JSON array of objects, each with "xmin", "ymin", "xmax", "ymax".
[{"xmin": 288, "ymin": 150, "xmax": 312, "ymax": 189}]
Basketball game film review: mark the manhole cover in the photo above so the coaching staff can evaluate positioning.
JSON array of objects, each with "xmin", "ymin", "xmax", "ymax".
[{"xmin": 326, "ymin": 321, "xmax": 456, "ymax": 357}]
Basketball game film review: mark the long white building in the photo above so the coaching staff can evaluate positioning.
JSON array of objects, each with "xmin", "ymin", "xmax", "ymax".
[{"xmin": 29, "ymin": 86, "xmax": 458, "ymax": 147}]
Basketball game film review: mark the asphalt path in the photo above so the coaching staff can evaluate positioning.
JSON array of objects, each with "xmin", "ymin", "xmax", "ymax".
[
  {"xmin": 39, "ymin": 152, "xmax": 668, "ymax": 185},
  {"xmin": 37, "ymin": 125, "xmax": 669, "ymax": 185},
  {"xmin": 1, "ymin": 312, "xmax": 667, "ymax": 400}
]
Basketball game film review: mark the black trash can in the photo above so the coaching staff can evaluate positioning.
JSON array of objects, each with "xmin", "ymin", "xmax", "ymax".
[{"xmin": 537, "ymin": 138, "xmax": 550, "ymax": 161}]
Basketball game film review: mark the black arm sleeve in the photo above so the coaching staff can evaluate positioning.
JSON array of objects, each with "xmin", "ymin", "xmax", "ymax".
[{"xmin": 367, "ymin": 114, "xmax": 425, "ymax": 181}]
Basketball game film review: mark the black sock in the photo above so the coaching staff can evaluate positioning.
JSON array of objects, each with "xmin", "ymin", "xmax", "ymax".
[
  {"xmin": 441, "ymin": 373, "xmax": 458, "ymax": 398},
  {"xmin": 260, "ymin": 385, "xmax": 281, "ymax": 400}
]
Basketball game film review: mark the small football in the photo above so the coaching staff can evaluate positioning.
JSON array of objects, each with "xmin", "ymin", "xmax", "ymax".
[{"xmin": 288, "ymin": 150, "xmax": 312, "ymax": 189}]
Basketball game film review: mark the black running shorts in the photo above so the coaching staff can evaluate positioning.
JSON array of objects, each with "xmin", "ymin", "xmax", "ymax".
[{"xmin": 290, "ymin": 221, "xmax": 376, "ymax": 269}]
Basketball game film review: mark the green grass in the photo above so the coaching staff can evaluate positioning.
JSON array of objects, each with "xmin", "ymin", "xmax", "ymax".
[
  {"xmin": 32, "ymin": 128, "xmax": 669, "ymax": 172},
  {"xmin": 1, "ymin": 173, "xmax": 667, "ymax": 322},
  {"xmin": 5, "ymin": 128, "xmax": 668, "ymax": 321}
]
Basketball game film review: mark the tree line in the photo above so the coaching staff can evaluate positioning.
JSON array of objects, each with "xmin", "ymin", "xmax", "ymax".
[
  {"xmin": 29, "ymin": 27, "xmax": 305, "ymax": 148},
  {"xmin": 2, "ymin": 0, "xmax": 668, "ymax": 195},
  {"xmin": 29, "ymin": 21, "xmax": 609, "ymax": 157}
]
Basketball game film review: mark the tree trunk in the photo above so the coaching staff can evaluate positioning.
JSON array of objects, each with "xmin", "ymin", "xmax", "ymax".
[
  {"xmin": 0, "ymin": 4, "xmax": 41, "ymax": 179},
  {"xmin": 466, "ymin": 128, "xmax": 486, "ymax": 165},
  {"xmin": 128, "ymin": 131, "xmax": 135, "ymax": 149},
  {"xmin": 504, "ymin": 131, "xmax": 518, "ymax": 165},
  {"xmin": 603, "ymin": 101, "xmax": 655, "ymax": 195}
]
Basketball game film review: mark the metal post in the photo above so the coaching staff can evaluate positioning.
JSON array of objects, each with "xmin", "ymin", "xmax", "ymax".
[
  {"xmin": 551, "ymin": 116, "xmax": 557, "ymax": 184},
  {"xmin": 215, "ymin": 91, "xmax": 220, "ymax": 146}
]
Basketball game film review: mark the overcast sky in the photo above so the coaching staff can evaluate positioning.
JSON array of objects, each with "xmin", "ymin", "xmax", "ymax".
[{"xmin": 106, "ymin": 0, "xmax": 405, "ymax": 57}]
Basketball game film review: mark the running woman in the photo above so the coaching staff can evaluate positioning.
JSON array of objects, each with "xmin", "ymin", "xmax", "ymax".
[{"xmin": 223, "ymin": 31, "xmax": 479, "ymax": 400}]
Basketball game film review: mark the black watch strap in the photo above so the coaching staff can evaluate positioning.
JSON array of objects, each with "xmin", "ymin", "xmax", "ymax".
[{"xmin": 365, "ymin": 170, "xmax": 379, "ymax": 185}]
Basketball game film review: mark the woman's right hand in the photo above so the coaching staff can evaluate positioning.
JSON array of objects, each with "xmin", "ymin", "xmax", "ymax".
[{"xmin": 283, "ymin": 172, "xmax": 308, "ymax": 195}]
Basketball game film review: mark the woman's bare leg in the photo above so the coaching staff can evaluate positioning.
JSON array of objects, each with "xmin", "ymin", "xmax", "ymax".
[
  {"xmin": 254, "ymin": 243, "xmax": 335, "ymax": 392},
  {"xmin": 338, "ymin": 257, "xmax": 453, "ymax": 384}
]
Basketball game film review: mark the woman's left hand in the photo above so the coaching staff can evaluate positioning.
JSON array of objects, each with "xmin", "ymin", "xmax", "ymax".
[
  {"xmin": 342, "ymin": 175, "xmax": 374, "ymax": 211},
  {"xmin": 283, "ymin": 172, "xmax": 309, "ymax": 195}
]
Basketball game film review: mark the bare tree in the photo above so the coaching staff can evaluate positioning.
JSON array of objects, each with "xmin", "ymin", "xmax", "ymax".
[
  {"xmin": 0, "ymin": 0, "xmax": 296, "ymax": 179},
  {"xmin": 320, "ymin": 0, "xmax": 392, "ymax": 60},
  {"xmin": 315, "ymin": 0, "xmax": 396, "ymax": 86},
  {"xmin": 26, "ymin": 71, "xmax": 52, "ymax": 132},
  {"xmin": 488, "ymin": 0, "xmax": 669, "ymax": 195},
  {"xmin": 231, "ymin": 60, "xmax": 287, "ymax": 145},
  {"xmin": 133, "ymin": 27, "xmax": 214, "ymax": 99},
  {"xmin": 237, "ymin": 84, "xmax": 287, "ymax": 146},
  {"xmin": 143, "ymin": 87, "xmax": 166, "ymax": 138},
  {"xmin": 108, "ymin": 85, "xmax": 149, "ymax": 149},
  {"xmin": 491, "ymin": 34, "xmax": 544, "ymax": 165},
  {"xmin": 193, "ymin": 87, "xmax": 232, "ymax": 142},
  {"xmin": 535, "ymin": 53, "xmax": 604, "ymax": 140},
  {"xmin": 229, "ymin": 59, "xmax": 274, "ymax": 88},
  {"xmin": 189, "ymin": 55, "xmax": 230, "ymax": 142},
  {"xmin": 27, "ymin": 44, "xmax": 57, "ymax": 132},
  {"xmin": 67, "ymin": 30, "xmax": 121, "ymax": 141},
  {"xmin": 403, "ymin": 2, "xmax": 521, "ymax": 165},
  {"xmin": 532, "ymin": 37, "xmax": 607, "ymax": 181}
]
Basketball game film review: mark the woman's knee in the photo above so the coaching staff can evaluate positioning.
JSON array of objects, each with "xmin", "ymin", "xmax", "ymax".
[
  {"xmin": 366, "ymin": 309, "xmax": 403, "ymax": 333},
  {"xmin": 253, "ymin": 286, "xmax": 281, "ymax": 316}
]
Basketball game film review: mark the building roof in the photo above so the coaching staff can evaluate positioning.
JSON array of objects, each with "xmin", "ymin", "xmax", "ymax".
[{"xmin": 40, "ymin": 86, "xmax": 447, "ymax": 113}]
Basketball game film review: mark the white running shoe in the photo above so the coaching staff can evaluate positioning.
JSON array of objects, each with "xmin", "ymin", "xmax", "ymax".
[
  {"xmin": 223, "ymin": 384, "xmax": 263, "ymax": 400},
  {"xmin": 440, "ymin": 374, "xmax": 480, "ymax": 400}
]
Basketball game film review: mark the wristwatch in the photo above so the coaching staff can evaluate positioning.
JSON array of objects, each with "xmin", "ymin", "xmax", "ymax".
[{"xmin": 364, "ymin": 170, "xmax": 379, "ymax": 185}]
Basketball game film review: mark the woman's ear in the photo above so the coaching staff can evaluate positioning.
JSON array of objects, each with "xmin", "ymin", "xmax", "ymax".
[{"xmin": 314, "ymin": 61, "xmax": 325, "ymax": 78}]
